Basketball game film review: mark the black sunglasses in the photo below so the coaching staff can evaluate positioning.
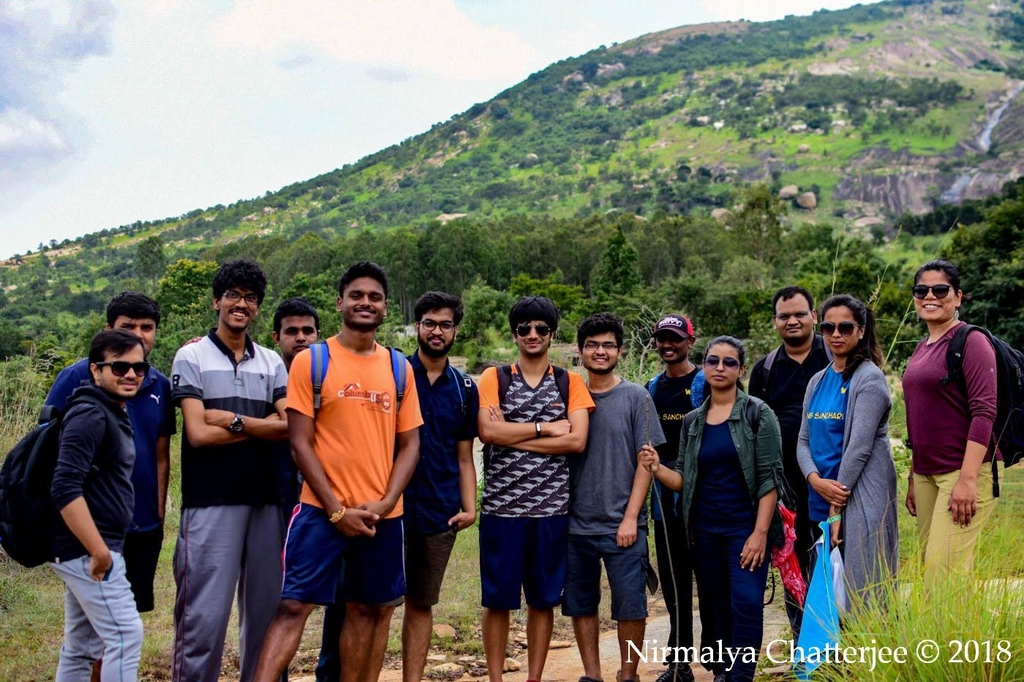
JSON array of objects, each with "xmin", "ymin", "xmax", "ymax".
[
  {"xmin": 95, "ymin": 361, "xmax": 150, "ymax": 377},
  {"xmin": 912, "ymin": 284, "xmax": 952, "ymax": 300},
  {"xmin": 516, "ymin": 323, "xmax": 551, "ymax": 337},
  {"xmin": 703, "ymin": 355, "xmax": 741, "ymax": 369},
  {"xmin": 820, "ymin": 321, "xmax": 860, "ymax": 337}
]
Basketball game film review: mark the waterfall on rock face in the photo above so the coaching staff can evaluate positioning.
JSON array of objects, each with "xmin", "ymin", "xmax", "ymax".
[{"xmin": 940, "ymin": 82, "xmax": 1024, "ymax": 205}]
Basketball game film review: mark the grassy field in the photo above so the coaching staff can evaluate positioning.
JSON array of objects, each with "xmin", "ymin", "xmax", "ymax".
[{"xmin": 3, "ymin": 350, "xmax": 1024, "ymax": 680}]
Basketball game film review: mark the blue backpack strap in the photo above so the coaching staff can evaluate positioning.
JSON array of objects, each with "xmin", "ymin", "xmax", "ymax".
[
  {"xmin": 690, "ymin": 369, "xmax": 706, "ymax": 408},
  {"xmin": 389, "ymin": 347, "xmax": 407, "ymax": 408},
  {"xmin": 309, "ymin": 341, "xmax": 330, "ymax": 415},
  {"xmin": 646, "ymin": 371, "xmax": 664, "ymax": 399}
]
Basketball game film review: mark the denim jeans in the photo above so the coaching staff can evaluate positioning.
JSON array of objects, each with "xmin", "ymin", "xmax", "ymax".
[{"xmin": 691, "ymin": 526, "xmax": 769, "ymax": 682}]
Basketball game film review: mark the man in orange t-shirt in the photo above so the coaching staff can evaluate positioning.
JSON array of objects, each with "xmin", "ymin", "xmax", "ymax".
[
  {"xmin": 477, "ymin": 296, "xmax": 595, "ymax": 682},
  {"xmin": 254, "ymin": 262, "xmax": 423, "ymax": 682}
]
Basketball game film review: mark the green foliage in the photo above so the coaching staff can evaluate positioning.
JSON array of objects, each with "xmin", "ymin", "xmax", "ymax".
[
  {"xmin": 593, "ymin": 224, "xmax": 642, "ymax": 297},
  {"xmin": 942, "ymin": 193, "xmax": 1024, "ymax": 347},
  {"xmin": 731, "ymin": 185, "xmax": 787, "ymax": 268},
  {"xmin": 135, "ymin": 235, "xmax": 167, "ymax": 288}
]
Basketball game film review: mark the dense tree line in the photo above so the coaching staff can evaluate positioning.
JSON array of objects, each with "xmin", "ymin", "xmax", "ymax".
[{"xmin": 5, "ymin": 183, "xmax": 1024, "ymax": 381}]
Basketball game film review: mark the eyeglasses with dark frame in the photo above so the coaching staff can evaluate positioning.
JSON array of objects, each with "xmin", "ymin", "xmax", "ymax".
[
  {"xmin": 419, "ymin": 319, "xmax": 456, "ymax": 332},
  {"xmin": 911, "ymin": 284, "xmax": 952, "ymax": 300},
  {"xmin": 94, "ymin": 361, "xmax": 150, "ymax": 377},
  {"xmin": 819, "ymin": 321, "xmax": 861, "ymax": 337},
  {"xmin": 582, "ymin": 341, "xmax": 619, "ymax": 351},
  {"xmin": 223, "ymin": 290, "xmax": 259, "ymax": 305},
  {"xmin": 703, "ymin": 355, "xmax": 741, "ymax": 369},
  {"xmin": 516, "ymin": 323, "xmax": 551, "ymax": 337}
]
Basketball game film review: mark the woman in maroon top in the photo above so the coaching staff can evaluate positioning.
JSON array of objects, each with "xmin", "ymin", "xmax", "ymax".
[{"xmin": 902, "ymin": 259, "xmax": 998, "ymax": 588}]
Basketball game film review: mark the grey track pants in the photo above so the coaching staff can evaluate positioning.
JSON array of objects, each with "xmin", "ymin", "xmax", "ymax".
[
  {"xmin": 50, "ymin": 551, "xmax": 144, "ymax": 682},
  {"xmin": 171, "ymin": 504, "xmax": 284, "ymax": 682}
]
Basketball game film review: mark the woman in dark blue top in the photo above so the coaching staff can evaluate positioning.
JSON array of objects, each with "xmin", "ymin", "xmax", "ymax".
[{"xmin": 642, "ymin": 336, "xmax": 783, "ymax": 682}]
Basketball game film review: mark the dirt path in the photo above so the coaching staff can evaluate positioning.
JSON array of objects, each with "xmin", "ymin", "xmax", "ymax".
[{"xmin": 292, "ymin": 604, "xmax": 790, "ymax": 682}]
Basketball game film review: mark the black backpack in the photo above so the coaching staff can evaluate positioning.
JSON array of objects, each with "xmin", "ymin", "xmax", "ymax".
[
  {"xmin": 942, "ymin": 324, "xmax": 1024, "ymax": 497},
  {"xmin": 0, "ymin": 396, "xmax": 102, "ymax": 567}
]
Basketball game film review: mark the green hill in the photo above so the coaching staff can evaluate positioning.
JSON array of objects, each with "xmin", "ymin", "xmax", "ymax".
[{"xmin": 2, "ymin": 0, "xmax": 1024, "ymax": 363}]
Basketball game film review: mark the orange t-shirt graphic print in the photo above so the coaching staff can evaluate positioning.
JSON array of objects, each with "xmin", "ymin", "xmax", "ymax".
[{"xmin": 288, "ymin": 338, "xmax": 423, "ymax": 518}]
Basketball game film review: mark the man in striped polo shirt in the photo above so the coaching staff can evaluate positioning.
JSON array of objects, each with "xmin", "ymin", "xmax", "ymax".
[{"xmin": 170, "ymin": 259, "xmax": 290, "ymax": 682}]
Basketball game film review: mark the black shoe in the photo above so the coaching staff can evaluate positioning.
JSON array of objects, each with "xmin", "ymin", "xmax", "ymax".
[{"xmin": 654, "ymin": 664, "xmax": 695, "ymax": 682}]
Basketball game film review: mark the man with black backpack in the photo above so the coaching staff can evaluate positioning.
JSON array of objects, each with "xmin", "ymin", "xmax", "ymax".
[
  {"xmin": 48, "ymin": 329, "xmax": 148, "ymax": 680},
  {"xmin": 476, "ymin": 295, "xmax": 594, "ymax": 682},
  {"xmin": 253, "ymin": 261, "xmax": 422, "ymax": 682},
  {"xmin": 748, "ymin": 286, "xmax": 832, "ymax": 640},
  {"xmin": 46, "ymin": 292, "xmax": 175, "ymax": 620}
]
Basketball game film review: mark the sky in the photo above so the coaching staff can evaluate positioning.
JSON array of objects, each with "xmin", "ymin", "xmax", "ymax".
[{"xmin": 0, "ymin": 0, "xmax": 871, "ymax": 258}]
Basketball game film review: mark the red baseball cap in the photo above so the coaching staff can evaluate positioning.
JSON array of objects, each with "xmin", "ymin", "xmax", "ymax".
[{"xmin": 654, "ymin": 314, "xmax": 695, "ymax": 340}]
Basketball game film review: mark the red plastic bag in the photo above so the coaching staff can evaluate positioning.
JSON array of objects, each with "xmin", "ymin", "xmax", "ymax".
[{"xmin": 771, "ymin": 503, "xmax": 807, "ymax": 606}]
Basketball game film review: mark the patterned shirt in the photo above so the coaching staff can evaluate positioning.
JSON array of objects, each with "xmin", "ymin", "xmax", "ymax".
[{"xmin": 478, "ymin": 365, "xmax": 594, "ymax": 518}]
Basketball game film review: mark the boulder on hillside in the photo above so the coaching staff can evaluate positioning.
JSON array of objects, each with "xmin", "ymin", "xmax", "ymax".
[
  {"xmin": 797, "ymin": 144, "xmax": 811, "ymax": 153},
  {"xmin": 778, "ymin": 184, "xmax": 800, "ymax": 200},
  {"xmin": 854, "ymin": 216, "xmax": 885, "ymax": 228},
  {"xmin": 711, "ymin": 208, "xmax": 734, "ymax": 224},
  {"xmin": 796, "ymin": 192, "xmax": 818, "ymax": 209}
]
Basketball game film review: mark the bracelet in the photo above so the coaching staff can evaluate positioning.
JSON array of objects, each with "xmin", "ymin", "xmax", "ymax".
[
  {"xmin": 329, "ymin": 507, "xmax": 346, "ymax": 524},
  {"xmin": 535, "ymin": 421, "xmax": 542, "ymax": 438}
]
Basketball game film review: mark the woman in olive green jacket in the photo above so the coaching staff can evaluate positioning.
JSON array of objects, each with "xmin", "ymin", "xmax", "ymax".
[{"xmin": 641, "ymin": 336, "xmax": 783, "ymax": 682}]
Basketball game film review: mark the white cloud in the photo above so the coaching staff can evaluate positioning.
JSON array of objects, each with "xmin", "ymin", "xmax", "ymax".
[
  {"xmin": 214, "ymin": 0, "xmax": 540, "ymax": 82},
  {"xmin": 0, "ymin": 108, "xmax": 67, "ymax": 152}
]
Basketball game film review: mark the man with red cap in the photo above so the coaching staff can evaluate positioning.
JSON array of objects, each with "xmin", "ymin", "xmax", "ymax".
[{"xmin": 645, "ymin": 314, "xmax": 721, "ymax": 682}]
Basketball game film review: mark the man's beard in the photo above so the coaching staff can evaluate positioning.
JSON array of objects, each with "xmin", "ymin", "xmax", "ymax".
[
  {"xmin": 586, "ymin": 363, "xmax": 616, "ymax": 376},
  {"xmin": 418, "ymin": 335, "xmax": 453, "ymax": 359}
]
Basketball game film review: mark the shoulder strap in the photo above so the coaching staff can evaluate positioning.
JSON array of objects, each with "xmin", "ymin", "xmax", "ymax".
[
  {"xmin": 942, "ymin": 324, "xmax": 981, "ymax": 386},
  {"xmin": 646, "ymin": 371, "xmax": 664, "ymax": 399},
  {"xmin": 552, "ymin": 365, "xmax": 570, "ymax": 410},
  {"xmin": 762, "ymin": 347, "xmax": 780, "ymax": 377},
  {"xmin": 497, "ymin": 364, "xmax": 513, "ymax": 405},
  {"xmin": 309, "ymin": 341, "xmax": 330, "ymax": 415},
  {"xmin": 389, "ymin": 347, "xmax": 407, "ymax": 407},
  {"xmin": 690, "ymin": 369, "xmax": 706, "ymax": 408},
  {"xmin": 447, "ymin": 365, "xmax": 473, "ymax": 414},
  {"xmin": 745, "ymin": 395, "xmax": 764, "ymax": 437}
]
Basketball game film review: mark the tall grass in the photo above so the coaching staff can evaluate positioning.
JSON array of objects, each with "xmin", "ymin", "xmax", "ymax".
[
  {"xmin": 806, "ymin": 467, "xmax": 1024, "ymax": 681},
  {"xmin": 0, "ymin": 355, "xmax": 66, "ymax": 680}
]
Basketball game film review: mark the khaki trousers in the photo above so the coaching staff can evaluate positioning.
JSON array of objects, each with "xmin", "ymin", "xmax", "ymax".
[{"xmin": 914, "ymin": 466, "xmax": 998, "ymax": 588}]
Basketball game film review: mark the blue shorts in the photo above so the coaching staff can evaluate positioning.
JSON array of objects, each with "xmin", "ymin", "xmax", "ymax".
[
  {"xmin": 479, "ymin": 514, "xmax": 568, "ymax": 610},
  {"xmin": 562, "ymin": 530, "xmax": 649, "ymax": 621},
  {"xmin": 281, "ymin": 504, "xmax": 405, "ymax": 606}
]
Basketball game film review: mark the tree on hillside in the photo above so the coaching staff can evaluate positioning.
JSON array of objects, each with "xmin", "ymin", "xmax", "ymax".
[
  {"xmin": 944, "ymin": 195, "xmax": 1024, "ymax": 347},
  {"xmin": 135, "ymin": 235, "xmax": 167, "ymax": 288},
  {"xmin": 731, "ymin": 185, "xmax": 787, "ymax": 269},
  {"xmin": 594, "ymin": 224, "xmax": 642, "ymax": 296}
]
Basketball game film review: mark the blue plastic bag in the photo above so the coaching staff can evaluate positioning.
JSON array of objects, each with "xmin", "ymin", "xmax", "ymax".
[{"xmin": 794, "ymin": 517, "xmax": 841, "ymax": 680}]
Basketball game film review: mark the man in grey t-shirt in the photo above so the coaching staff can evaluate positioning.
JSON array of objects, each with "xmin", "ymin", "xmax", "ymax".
[{"xmin": 565, "ymin": 313, "xmax": 666, "ymax": 682}]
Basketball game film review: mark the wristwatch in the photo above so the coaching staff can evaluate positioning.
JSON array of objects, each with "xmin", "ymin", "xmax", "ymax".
[{"xmin": 228, "ymin": 414, "xmax": 245, "ymax": 433}]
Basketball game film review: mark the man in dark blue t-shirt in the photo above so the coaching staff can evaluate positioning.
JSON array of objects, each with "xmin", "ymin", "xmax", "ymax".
[
  {"xmin": 402, "ymin": 291, "xmax": 478, "ymax": 682},
  {"xmin": 46, "ymin": 292, "xmax": 175, "ymax": 615}
]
